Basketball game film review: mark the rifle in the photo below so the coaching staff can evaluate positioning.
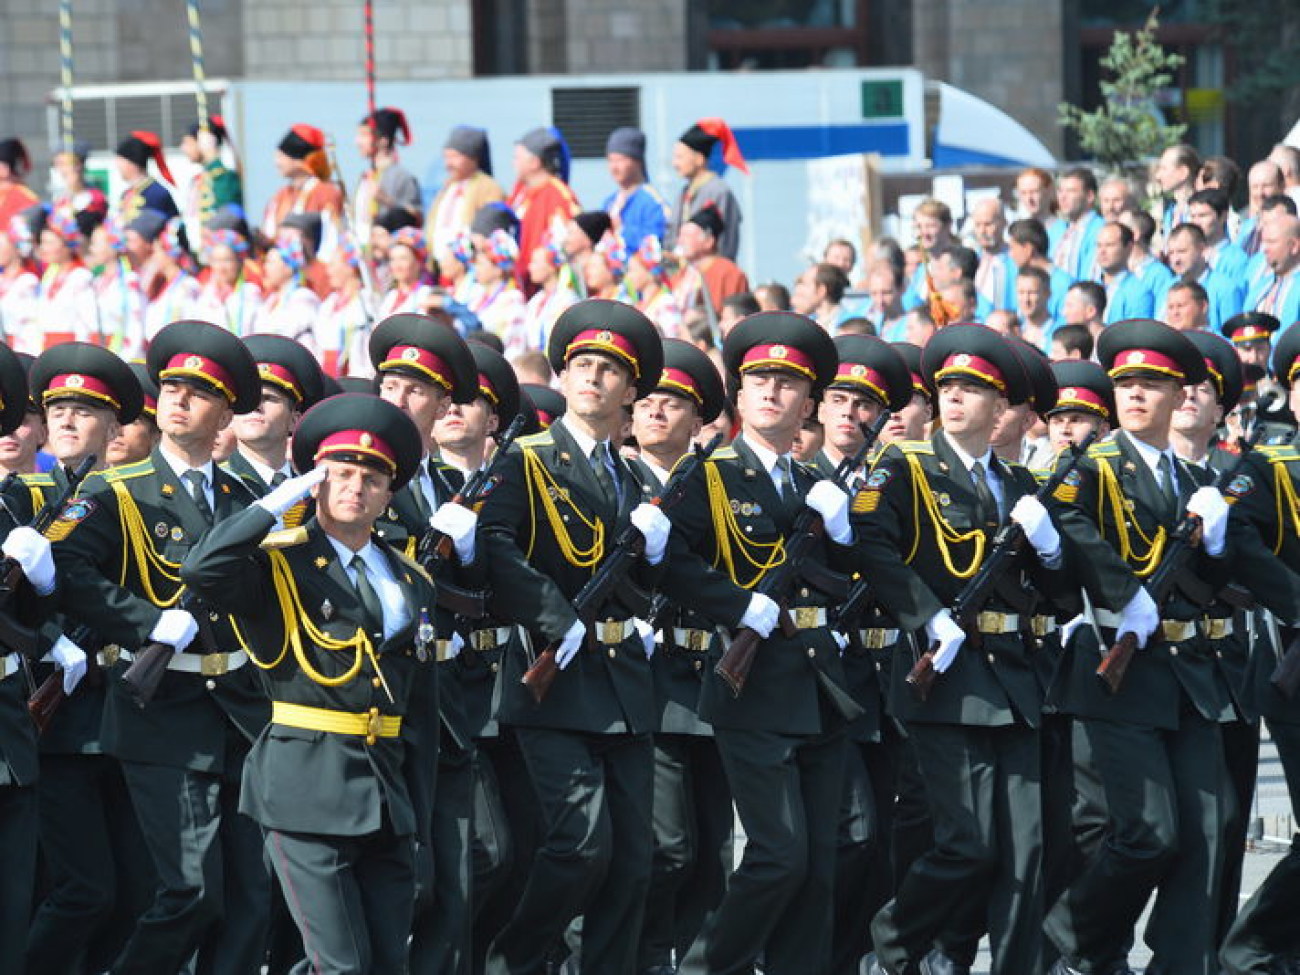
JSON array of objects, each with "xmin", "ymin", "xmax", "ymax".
[
  {"xmin": 0, "ymin": 454, "xmax": 96, "ymax": 607},
  {"xmin": 120, "ymin": 589, "xmax": 220, "ymax": 708},
  {"xmin": 715, "ymin": 413, "xmax": 889, "ymax": 697},
  {"xmin": 907, "ymin": 430, "xmax": 1098, "ymax": 701},
  {"xmin": 521, "ymin": 433, "xmax": 723, "ymax": 703},
  {"xmin": 27, "ymin": 622, "xmax": 99, "ymax": 735},
  {"xmin": 418, "ymin": 414, "xmax": 526, "ymax": 619},
  {"xmin": 830, "ymin": 576, "xmax": 875, "ymax": 635},
  {"xmin": 1096, "ymin": 430, "xmax": 1262, "ymax": 694}
]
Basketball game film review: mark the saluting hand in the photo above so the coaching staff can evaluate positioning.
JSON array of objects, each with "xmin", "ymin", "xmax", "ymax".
[{"xmin": 257, "ymin": 467, "xmax": 327, "ymax": 518}]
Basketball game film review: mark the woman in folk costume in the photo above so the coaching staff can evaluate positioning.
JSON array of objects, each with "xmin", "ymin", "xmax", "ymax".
[
  {"xmin": 628, "ymin": 235, "xmax": 683, "ymax": 339},
  {"xmin": 33, "ymin": 209, "xmax": 96, "ymax": 353},
  {"xmin": 376, "ymin": 227, "xmax": 435, "ymax": 319},
  {"xmin": 86, "ymin": 217, "xmax": 145, "ymax": 358},
  {"xmin": 354, "ymin": 107, "xmax": 422, "ymax": 244},
  {"xmin": 582, "ymin": 231, "xmax": 631, "ymax": 302},
  {"xmin": 315, "ymin": 235, "xmax": 375, "ymax": 379},
  {"xmin": 195, "ymin": 228, "xmax": 262, "ymax": 336},
  {"xmin": 51, "ymin": 142, "xmax": 108, "ymax": 234},
  {"xmin": 523, "ymin": 238, "xmax": 578, "ymax": 352},
  {"xmin": 438, "ymin": 230, "xmax": 479, "ymax": 306},
  {"xmin": 114, "ymin": 130, "xmax": 179, "ymax": 223},
  {"xmin": 470, "ymin": 229, "xmax": 527, "ymax": 353},
  {"xmin": 508, "ymin": 127, "xmax": 579, "ymax": 295},
  {"xmin": 251, "ymin": 234, "xmax": 320, "ymax": 349},
  {"xmin": 178, "ymin": 115, "xmax": 243, "ymax": 239},
  {"xmin": 142, "ymin": 217, "xmax": 201, "ymax": 343},
  {"xmin": 0, "ymin": 216, "xmax": 38, "ymax": 350},
  {"xmin": 260, "ymin": 123, "xmax": 343, "ymax": 246},
  {"xmin": 426, "ymin": 125, "xmax": 503, "ymax": 248}
]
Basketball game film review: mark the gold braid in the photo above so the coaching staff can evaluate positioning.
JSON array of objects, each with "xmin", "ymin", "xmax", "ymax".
[
  {"xmin": 703, "ymin": 461, "xmax": 784, "ymax": 589},
  {"xmin": 1094, "ymin": 457, "xmax": 1165, "ymax": 576},
  {"xmin": 904, "ymin": 453, "xmax": 984, "ymax": 578},
  {"xmin": 522, "ymin": 447, "xmax": 604, "ymax": 567},
  {"xmin": 1271, "ymin": 459, "xmax": 1300, "ymax": 555},
  {"xmin": 111, "ymin": 482, "xmax": 183, "ymax": 604}
]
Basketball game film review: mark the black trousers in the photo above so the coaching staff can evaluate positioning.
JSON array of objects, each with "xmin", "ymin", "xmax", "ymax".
[
  {"xmin": 410, "ymin": 748, "xmax": 474, "ymax": 975},
  {"xmin": 1216, "ymin": 718, "xmax": 1260, "ymax": 946},
  {"xmin": 871, "ymin": 722, "xmax": 1042, "ymax": 975},
  {"xmin": 0, "ymin": 781, "xmax": 36, "ymax": 975},
  {"xmin": 638, "ymin": 733, "xmax": 733, "ymax": 971},
  {"xmin": 1045, "ymin": 712, "xmax": 1224, "ymax": 975},
  {"xmin": 265, "ymin": 820, "xmax": 414, "ymax": 975},
  {"xmin": 485, "ymin": 728, "xmax": 654, "ymax": 975},
  {"xmin": 679, "ymin": 724, "xmax": 847, "ymax": 975},
  {"xmin": 26, "ymin": 753, "xmax": 154, "ymax": 974},
  {"xmin": 890, "ymin": 730, "xmax": 934, "ymax": 892}
]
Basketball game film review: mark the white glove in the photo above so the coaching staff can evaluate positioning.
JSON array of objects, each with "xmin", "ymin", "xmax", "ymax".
[
  {"xmin": 630, "ymin": 502, "xmax": 671, "ymax": 565},
  {"xmin": 1010, "ymin": 495, "xmax": 1061, "ymax": 561},
  {"xmin": 51, "ymin": 634, "xmax": 88, "ymax": 694},
  {"xmin": 1060, "ymin": 614, "xmax": 1086, "ymax": 647},
  {"xmin": 1187, "ymin": 486, "xmax": 1228, "ymax": 557},
  {"xmin": 444, "ymin": 631, "xmax": 464, "ymax": 661},
  {"xmin": 1116, "ymin": 586, "xmax": 1160, "ymax": 649},
  {"xmin": 634, "ymin": 618, "xmax": 656, "ymax": 659},
  {"xmin": 740, "ymin": 593, "xmax": 781, "ymax": 638},
  {"xmin": 3, "ymin": 526, "xmax": 55, "ymax": 596},
  {"xmin": 924, "ymin": 609, "xmax": 965, "ymax": 674},
  {"xmin": 430, "ymin": 501, "xmax": 478, "ymax": 564},
  {"xmin": 805, "ymin": 480, "xmax": 852, "ymax": 544},
  {"xmin": 255, "ymin": 467, "xmax": 326, "ymax": 518},
  {"xmin": 555, "ymin": 618, "xmax": 587, "ymax": 670},
  {"xmin": 149, "ymin": 609, "xmax": 199, "ymax": 653}
]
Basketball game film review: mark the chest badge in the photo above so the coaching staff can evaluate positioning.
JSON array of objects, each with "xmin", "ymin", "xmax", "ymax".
[
  {"xmin": 154, "ymin": 521, "xmax": 169, "ymax": 538},
  {"xmin": 321, "ymin": 598, "xmax": 334, "ymax": 620},
  {"xmin": 314, "ymin": 556, "xmax": 329, "ymax": 569},
  {"xmin": 416, "ymin": 610, "xmax": 434, "ymax": 663},
  {"xmin": 170, "ymin": 526, "xmax": 185, "ymax": 542},
  {"xmin": 161, "ymin": 483, "xmax": 175, "ymax": 497}
]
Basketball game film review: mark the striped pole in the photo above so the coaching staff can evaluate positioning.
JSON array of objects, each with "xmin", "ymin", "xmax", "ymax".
[
  {"xmin": 364, "ymin": 0, "xmax": 377, "ymax": 125},
  {"xmin": 57, "ymin": 0, "xmax": 74, "ymax": 154},
  {"xmin": 186, "ymin": 0, "xmax": 210, "ymax": 133}
]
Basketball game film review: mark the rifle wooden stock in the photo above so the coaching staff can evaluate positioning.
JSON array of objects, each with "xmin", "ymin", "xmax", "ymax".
[
  {"xmin": 120, "ymin": 641, "xmax": 172, "ymax": 708},
  {"xmin": 714, "ymin": 627, "xmax": 762, "ymax": 697},
  {"xmin": 27, "ymin": 673, "xmax": 63, "ymax": 735},
  {"xmin": 1270, "ymin": 633, "xmax": 1300, "ymax": 700},
  {"xmin": 905, "ymin": 642, "xmax": 938, "ymax": 701},
  {"xmin": 521, "ymin": 644, "xmax": 560, "ymax": 703},
  {"xmin": 1096, "ymin": 631, "xmax": 1138, "ymax": 695}
]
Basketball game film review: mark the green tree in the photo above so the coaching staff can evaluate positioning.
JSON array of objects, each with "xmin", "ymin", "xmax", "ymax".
[{"xmin": 1058, "ymin": 12, "xmax": 1186, "ymax": 177}]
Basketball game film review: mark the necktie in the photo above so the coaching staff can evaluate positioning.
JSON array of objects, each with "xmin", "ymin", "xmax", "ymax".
[
  {"xmin": 182, "ymin": 469, "xmax": 214, "ymax": 524},
  {"xmin": 591, "ymin": 443, "xmax": 619, "ymax": 508},
  {"xmin": 269, "ymin": 470, "xmax": 288, "ymax": 488},
  {"xmin": 350, "ymin": 554, "xmax": 384, "ymax": 636},
  {"xmin": 971, "ymin": 461, "xmax": 999, "ymax": 527},
  {"xmin": 1157, "ymin": 454, "xmax": 1180, "ymax": 521},
  {"xmin": 409, "ymin": 466, "xmax": 432, "ymax": 519},
  {"xmin": 777, "ymin": 456, "xmax": 801, "ymax": 517},
  {"xmin": 1258, "ymin": 276, "xmax": 1281, "ymax": 315}
]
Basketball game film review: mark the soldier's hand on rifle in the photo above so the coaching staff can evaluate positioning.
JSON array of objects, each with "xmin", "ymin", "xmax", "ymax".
[
  {"xmin": 1010, "ymin": 495, "xmax": 1061, "ymax": 563},
  {"xmin": 925, "ymin": 609, "xmax": 965, "ymax": 673},
  {"xmin": 634, "ymin": 618, "xmax": 656, "ymax": 659},
  {"xmin": 740, "ymin": 593, "xmax": 781, "ymax": 638},
  {"xmin": 1186, "ymin": 487, "xmax": 1228, "ymax": 556},
  {"xmin": 431, "ymin": 501, "xmax": 478, "ymax": 564},
  {"xmin": 555, "ymin": 619, "xmax": 587, "ymax": 670},
  {"xmin": 805, "ymin": 480, "xmax": 852, "ymax": 544},
  {"xmin": 51, "ymin": 634, "xmax": 88, "ymax": 694},
  {"xmin": 150, "ymin": 609, "xmax": 200, "ymax": 653},
  {"xmin": 1117, "ymin": 586, "xmax": 1159, "ymax": 648},
  {"xmin": 256, "ymin": 467, "xmax": 327, "ymax": 518},
  {"xmin": 3, "ymin": 526, "xmax": 56, "ymax": 595},
  {"xmin": 630, "ymin": 503, "xmax": 672, "ymax": 565}
]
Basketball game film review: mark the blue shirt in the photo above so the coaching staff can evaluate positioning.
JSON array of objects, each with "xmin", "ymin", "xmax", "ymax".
[
  {"xmin": 1103, "ymin": 270, "xmax": 1155, "ymax": 324},
  {"xmin": 1246, "ymin": 267, "xmax": 1300, "ymax": 327},
  {"xmin": 1050, "ymin": 211, "xmax": 1104, "ymax": 281},
  {"xmin": 603, "ymin": 183, "xmax": 669, "ymax": 253}
]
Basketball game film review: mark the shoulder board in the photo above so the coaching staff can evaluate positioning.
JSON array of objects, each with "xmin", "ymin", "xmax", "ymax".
[
  {"xmin": 1257, "ymin": 444, "xmax": 1300, "ymax": 463},
  {"xmin": 19, "ymin": 473, "xmax": 55, "ymax": 489},
  {"xmin": 708, "ymin": 446, "xmax": 739, "ymax": 461},
  {"xmin": 259, "ymin": 527, "xmax": 309, "ymax": 550},
  {"xmin": 896, "ymin": 440, "xmax": 934, "ymax": 455},
  {"xmin": 102, "ymin": 459, "xmax": 154, "ymax": 482},
  {"xmin": 517, "ymin": 431, "xmax": 554, "ymax": 449},
  {"xmin": 1087, "ymin": 442, "xmax": 1120, "ymax": 459},
  {"xmin": 389, "ymin": 547, "xmax": 433, "ymax": 586}
]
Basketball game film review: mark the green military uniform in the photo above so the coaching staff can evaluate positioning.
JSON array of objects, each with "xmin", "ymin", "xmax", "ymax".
[
  {"xmin": 862, "ymin": 326, "xmax": 1067, "ymax": 975},
  {"xmin": 20, "ymin": 344, "xmax": 158, "ymax": 973},
  {"xmin": 1044, "ymin": 321, "xmax": 1233, "ymax": 975},
  {"xmin": 480, "ymin": 300, "xmax": 666, "ymax": 975},
  {"xmin": 659, "ymin": 313, "xmax": 862, "ymax": 975},
  {"xmin": 52, "ymin": 321, "xmax": 271, "ymax": 975},
  {"xmin": 628, "ymin": 339, "xmax": 733, "ymax": 975},
  {"xmin": 183, "ymin": 393, "xmax": 435, "ymax": 975},
  {"xmin": 1226, "ymin": 312, "xmax": 1293, "ymax": 441}
]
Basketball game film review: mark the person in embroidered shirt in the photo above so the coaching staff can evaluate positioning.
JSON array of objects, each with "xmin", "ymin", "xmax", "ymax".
[
  {"xmin": 260, "ymin": 123, "xmax": 344, "ymax": 246},
  {"xmin": 251, "ymin": 236, "xmax": 321, "ymax": 350},
  {"xmin": 468, "ymin": 230, "xmax": 526, "ymax": 355},
  {"xmin": 0, "ymin": 216, "xmax": 39, "ymax": 352},
  {"xmin": 113, "ymin": 130, "xmax": 178, "ymax": 224},
  {"xmin": 0, "ymin": 138, "xmax": 40, "ymax": 234},
  {"xmin": 195, "ymin": 228, "xmax": 262, "ymax": 338},
  {"xmin": 33, "ymin": 208, "xmax": 96, "ymax": 354},
  {"xmin": 142, "ymin": 217, "xmax": 201, "ymax": 345},
  {"xmin": 523, "ymin": 240, "xmax": 578, "ymax": 353},
  {"xmin": 378, "ymin": 227, "xmax": 436, "ymax": 320},
  {"xmin": 354, "ymin": 107, "xmax": 422, "ymax": 246},
  {"xmin": 508, "ymin": 127, "xmax": 579, "ymax": 297},
  {"xmin": 425, "ymin": 125, "xmax": 504, "ymax": 255}
]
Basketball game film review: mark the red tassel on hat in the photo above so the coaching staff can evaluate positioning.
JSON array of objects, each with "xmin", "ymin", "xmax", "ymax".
[
  {"xmin": 132, "ymin": 130, "xmax": 175, "ymax": 186},
  {"xmin": 388, "ymin": 108, "xmax": 412, "ymax": 146},
  {"xmin": 695, "ymin": 118, "xmax": 748, "ymax": 175}
]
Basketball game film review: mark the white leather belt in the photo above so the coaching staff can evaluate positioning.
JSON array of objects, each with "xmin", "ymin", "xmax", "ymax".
[
  {"xmin": 468, "ymin": 627, "xmax": 514, "ymax": 652},
  {"xmin": 1, "ymin": 655, "xmax": 18, "ymax": 679},
  {"xmin": 1093, "ymin": 609, "xmax": 1197, "ymax": 643},
  {"xmin": 167, "ymin": 650, "xmax": 249, "ymax": 676},
  {"xmin": 593, "ymin": 619, "xmax": 635, "ymax": 644},
  {"xmin": 858, "ymin": 627, "xmax": 900, "ymax": 649},
  {"xmin": 1030, "ymin": 615, "xmax": 1058, "ymax": 637},
  {"xmin": 670, "ymin": 627, "xmax": 713, "ymax": 652}
]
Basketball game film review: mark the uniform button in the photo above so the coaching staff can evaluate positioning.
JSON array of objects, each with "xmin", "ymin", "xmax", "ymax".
[
  {"xmin": 372, "ymin": 677, "xmax": 382, "ymax": 688},
  {"xmin": 490, "ymin": 662, "xmax": 499, "ymax": 673},
  {"xmin": 799, "ymin": 588, "xmax": 809, "ymax": 598},
  {"xmin": 744, "ymin": 525, "xmax": 752, "ymax": 533},
  {"xmin": 1170, "ymin": 647, "xmax": 1179, "ymax": 656},
  {"xmin": 807, "ymin": 647, "xmax": 816, "ymax": 658},
  {"xmin": 1035, "ymin": 639, "xmax": 1044, "ymax": 650},
  {"xmin": 608, "ymin": 647, "xmax": 616, "ymax": 658},
  {"xmin": 987, "ymin": 653, "xmax": 995, "ymax": 664},
  {"xmin": 693, "ymin": 660, "xmax": 703, "ymax": 672},
  {"xmin": 205, "ymin": 679, "xmax": 216, "ymax": 691},
  {"xmin": 1216, "ymin": 650, "xmax": 1223, "ymax": 659},
  {"xmin": 209, "ymin": 612, "xmax": 220, "ymax": 622}
]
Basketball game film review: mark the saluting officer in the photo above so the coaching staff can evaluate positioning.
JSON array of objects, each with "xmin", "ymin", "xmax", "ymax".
[
  {"xmin": 478, "ymin": 299, "xmax": 670, "ymax": 975},
  {"xmin": 1043, "ymin": 319, "xmax": 1234, "ymax": 975},
  {"xmin": 860, "ymin": 325, "xmax": 1070, "ymax": 975},
  {"xmin": 52, "ymin": 319, "xmax": 271, "ymax": 975},
  {"xmin": 182, "ymin": 393, "xmax": 434, "ymax": 975},
  {"xmin": 658, "ymin": 312, "xmax": 861, "ymax": 975},
  {"xmin": 20, "ymin": 344, "xmax": 157, "ymax": 973},
  {"xmin": 625, "ymin": 338, "xmax": 730, "ymax": 975}
]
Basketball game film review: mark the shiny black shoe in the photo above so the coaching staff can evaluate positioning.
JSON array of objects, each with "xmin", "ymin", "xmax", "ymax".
[{"xmin": 921, "ymin": 948, "xmax": 971, "ymax": 975}]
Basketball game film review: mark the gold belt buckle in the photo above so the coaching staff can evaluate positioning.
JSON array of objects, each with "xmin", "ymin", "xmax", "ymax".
[
  {"xmin": 100, "ymin": 645, "xmax": 121, "ymax": 666},
  {"xmin": 861, "ymin": 628, "xmax": 887, "ymax": 650},
  {"xmin": 200, "ymin": 653, "xmax": 228, "ymax": 677},
  {"xmin": 977, "ymin": 611, "xmax": 1006, "ymax": 634},
  {"xmin": 1202, "ymin": 617, "xmax": 1229, "ymax": 640},
  {"xmin": 793, "ymin": 607, "xmax": 821, "ymax": 629},
  {"xmin": 1162, "ymin": 620, "xmax": 1194, "ymax": 643},
  {"xmin": 686, "ymin": 630, "xmax": 710, "ymax": 652},
  {"xmin": 366, "ymin": 707, "xmax": 381, "ymax": 745},
  {"xmin": 1031, "ymin": 616, "xmax": 1051, "ymax": 638},
  {"xmin": 598, "ymin": 619, "xmax": 625, "ymax": 644},
  {"xmin": 471, "ymin": 629, "xmax": 498, "ymax": 652}
]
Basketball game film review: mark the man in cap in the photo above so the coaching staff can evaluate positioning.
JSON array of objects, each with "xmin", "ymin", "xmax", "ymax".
[
  {"xmin": 261, "ymin": 124, "xmax": 344, "ymax": 245},
  {"xmin": 106, "ymin": 362, "xmax": 161, "ymax": 467},
  {"xmin": 0, "ymin": 138, "xmax": 40, "ymax": 232},
  {"xmin": 427, "ymin": 126, "xmax": 504, "ymax": 252},
  {"xmin": 477, "ymin": 299, "xmax": 670, "ymax": 975},
  {"xmin": 355, "ymin": 107, "xmax": 423, "ymax": 244},
  {"xmin": 624, "ymin": 338, "xmax": 730, "ymax": 975},
  {"xmin": 181, "ymin": 392, "xmax": 435, "ymax": 975},
  {"xmin": 114, "ymin": 131, "xmax": 179, "ymax": 224},
  {"xmin": 509, "ymin": 127, "xmax": 580, "ymax": 295},
  {"xmin": 992, "ymin": 337, "xmax": 1056, "ymax": 469},
  {"xmin": 672, "ymin": 207, "xmax": 750, "ymax": 322},
  {"xmin": 603, "ymin": 126, "xmax": 670, "ymax": 253},
  {"xmin": 522, "ymin": 381, "xmax": 565, "ymax": 430},
  {"xmin": 655, "ymin": 312, "xmax": 859, "ymax": 975},
  {"xmin": 21, "ymin": 344, "xmax": 156, "ymax": 973},
  {"xmin": 882, "ymin": 342, "xmax": 933, "ymax": 444},
  {"xmin": 52, "ymin": 320, "xmax": 273, "ymax": 975},
  {"xmin": 1043, "ymin": 320, "xmax": 1234, "ymax": 975},
  {"xmin": 0, "ymin": 352, "xmax": 45, "ymax": 477},
  {"xmin": 667, "ymin": 118, "xmax": 746, "ymax": 261},
  {"xmin": 860, "ymin": 325, "xmax": 1069, "ymax": 975}
]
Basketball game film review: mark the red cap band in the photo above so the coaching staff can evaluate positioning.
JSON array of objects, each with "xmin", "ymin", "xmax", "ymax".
[
  {"xmin": 379, "ymin": 345, "xmax": 454, "ymax": 392},
  {"xmin": 161, "ymin": 353, "xmax": 237, "ymax": 403},
  {"xmin": 740, "ymin": 342, "xmax": 816, "ymax": 381},
  {"xmin": 657, "ymin": 366, "xmax": 703, "ymax": 406},
  {"xmin": 315, "ymin": 429, "xmax": 397, "ymax": 475},
  {"xmin": 257, "ymin": 362, "xmax": 304, "ymax": 402},
  {"xmin": 831, "ymin": 362, "xmax": 889, "ymax": 404},
  {"xmin": 477, "ymin": 372, "xmax": 499, "ymax": 406},
  {"xmin": 536, "ymin": 410, "xmax": 556, "ymax": 429},
  {"xmin": 935, "ymin": 353, "xmax": 1005, "ymax": 392},
  {"xmin": 1054, "ymin": 385, "xmax": 1109, "ymax": 418},
  {"xmin": 1108, "ymin": 348, "xmax": 1184, "ymax": 382},
  {"xmin": 43, "ymin": 373, "xmax": 122, "ymax": 412},
  {"xmin": 566, "ymin": 328, "xmax": 641, "ymax": 378},
  {"xmin": 1203, "ymin": 357, "xmax": 1224, "ymax": 399},
  {"xmin": 1230, "ymin": 324, "xmax": 1271, "ymax": 345}
]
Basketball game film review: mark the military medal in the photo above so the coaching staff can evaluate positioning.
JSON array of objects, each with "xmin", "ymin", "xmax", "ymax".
[
  {"xmin": 161, "ymin": 483, "xmax": 175, "ymax": 496},
  {"xmin": 416, "ymin": 609, "xmax": 434, "ymax": 662},
  {"xmin": 154, "ymin": 522, "xmax": 169, "ymax": 538},
  {"xmin": 321, "ymin": 598, "xmax": 334, "ymax": 620}
]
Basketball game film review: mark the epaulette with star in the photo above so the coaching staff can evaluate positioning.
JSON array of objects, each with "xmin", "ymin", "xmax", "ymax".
[{"xmin": 260, "ymin": 527, "xmax": 310, "ymax": 550}]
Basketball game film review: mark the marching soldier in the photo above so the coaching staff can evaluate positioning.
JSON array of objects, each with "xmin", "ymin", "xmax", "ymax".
[
  {"xmin": 1218, "ymin": 323, "xmax": 1300, "ymax": 974},
  {"xmin": 52, "ymin": 319, "xmax": 271, "ymax": 975},
  {"xmin": 883, "ymin": 342, "xmax": 934, "ymax": 445},
  {"xmin": 625, "ymin": 338, "xmax": 730, "ymax": 975},
  {"xmin": 659, "ymin": 312, "xmax": 861, "ymax": 975},
  {"xmin": 182, "ymin": 393, "xmax": 433, "ymax": 975},
  {"xmin": 1043, "ymin": 319, "xmax": 1234, "ymax": 975},
  {"xmin": 861, "ymin": 325, "xmax": 1069, "ymax": 975},
  {"xmin": 21, "ymin": 344, "xmax": 156, "ymax": 973},
  {"xmin": 478, "ymin": 299, "xmax": 670, "ymax": 975},
  {"xmin": 106, "ymin": 362, "xmax": 161, "ymax": 467}
]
